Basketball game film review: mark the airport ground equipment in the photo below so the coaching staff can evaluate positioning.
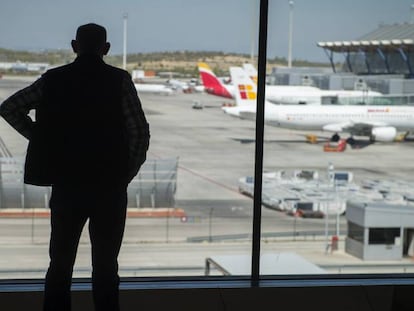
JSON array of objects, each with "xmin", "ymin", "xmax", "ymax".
[
  {"xmin": 305, "ymin": 134, "xmax": 318, "ymax": 144},
  {"xmin": 323, "ymin": 139, "xmax": 346, "ymax": 152},
  {"xmin": 238, "ymin": 169, "xmax": 414, "ymax": 219}
]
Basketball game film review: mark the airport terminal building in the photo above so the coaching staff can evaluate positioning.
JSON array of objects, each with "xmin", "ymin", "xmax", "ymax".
[{"xmin": 270, "ymin": 22, "xmax": 414, "ymax": 96}]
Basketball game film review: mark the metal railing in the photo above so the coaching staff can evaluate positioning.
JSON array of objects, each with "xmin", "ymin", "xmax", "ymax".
[{"xmin": 0, "ymin": 157, "xmax": 178, "ymax": 209}]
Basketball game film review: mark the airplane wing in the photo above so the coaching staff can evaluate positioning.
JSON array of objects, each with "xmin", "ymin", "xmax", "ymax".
[{"xmin": 322, "ymin": 122, "xmax": 353, "ymax": 133}]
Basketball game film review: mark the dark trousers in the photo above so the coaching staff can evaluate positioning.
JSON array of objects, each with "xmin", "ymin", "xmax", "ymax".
[{"xmin": 43, "ymin": 184, "xmax": 128, "ymax": 311}]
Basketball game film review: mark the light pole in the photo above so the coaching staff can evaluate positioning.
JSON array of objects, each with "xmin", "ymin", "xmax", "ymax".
[
  {"xmin": 325, "ymin": 162, "xmax": 334, "ymax": 253},
  {"xmin": 208, "ymin": 207, "xmax": 214, "ymax": 243},
  {"xmin": 123, "ymin": 13, "xmax": 128, "ymax": 70},
  {"xmin": 288, "ymin": 1, "xmax": 294, "ymax": 68},
  {"xmin": 335, "ymin": 180, "xmax": 340, "ymax": 237},
  {"xmin": 250, "ymin": 1, "xmax": 258, "ymax": 63}
]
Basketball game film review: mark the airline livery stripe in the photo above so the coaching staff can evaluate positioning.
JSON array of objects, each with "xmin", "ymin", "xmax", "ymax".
[
  {"xmin": 239, "ymin": 91, "xmax": 256, "ymax": 100},
  {"xmin": 238, "ymin": 84, "xmax": 256, "ymax": 100},
  {"xmin": 198, "ymin": 63, "xmax": 209, "ymax": 69}
]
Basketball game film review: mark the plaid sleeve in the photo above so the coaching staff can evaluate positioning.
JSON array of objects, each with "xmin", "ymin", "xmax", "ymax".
[
  {"xmin": 121, "ymin": 72, "xmax": 150, "ymax": 180},
  {"xmin": 0, "ymin": 78, "xmax": 44, "ymax": 140}
]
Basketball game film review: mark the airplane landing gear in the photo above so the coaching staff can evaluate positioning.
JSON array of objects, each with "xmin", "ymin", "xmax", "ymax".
[
  {"xmin": 331, "ymin": 133, "xmax": 340, "ymax": 142},
  {"xmin": 346, "ymin": 136, "xmax": 356, "ymax": 146}
]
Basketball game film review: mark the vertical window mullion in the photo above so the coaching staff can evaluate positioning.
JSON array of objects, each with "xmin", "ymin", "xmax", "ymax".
[{"xmin": 251, "ymin": 0, "xmax": 268, "ymax": 287}]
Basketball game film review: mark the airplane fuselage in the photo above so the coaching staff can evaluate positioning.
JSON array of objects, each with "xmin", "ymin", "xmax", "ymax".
[
  {"xmin": 265, "ymin": 87, "xmax": 383, "ymax": 106},
  {"xmin": 135, "ymin": 83, "xmax": 174, "ymax": 95},
  {"xmin": 265, "ymin": 105, "xmax": 414, "ymax": 132}
]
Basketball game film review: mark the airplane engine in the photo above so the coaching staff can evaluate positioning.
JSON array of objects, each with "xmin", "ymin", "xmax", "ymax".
[{"xmin": 371, "ymin": 127, "xmax": 397, "ymax": 142}]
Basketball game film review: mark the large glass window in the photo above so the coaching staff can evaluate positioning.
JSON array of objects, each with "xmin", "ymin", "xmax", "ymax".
[
  {"xmin": 0, "ymin": 0, "xmax": 412, "ymax": 281},
  {"xmin": 259, "ymin": 0, "xmax": 414, "ymax": 276},
  {"xmin": 0, "ymin": 0, "xmax": 258, "ymax": 280}
]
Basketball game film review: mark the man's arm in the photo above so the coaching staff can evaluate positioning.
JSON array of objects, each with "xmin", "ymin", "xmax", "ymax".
[
  {"xmin": 0, "ymin": 78, "xmax": 44, "ymax": 140},
  {"xmin": 121, "ymin": 73, "xmax": 150, "ymax": 182}
]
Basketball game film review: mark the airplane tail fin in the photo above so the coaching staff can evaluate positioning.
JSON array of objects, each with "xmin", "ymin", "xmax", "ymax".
[
  {"xmin": 242, "ymin": 63, "xmax": 258, "ymax": 84},
  {"xmin": 198, "ymin": 62, "xmax": 222, "ymax": 88},
  {"xmin": 229, "ymin": 67, "xmax": 257, "ymax": 107},
  {"xmin": 197, "ymin": 62, "xmax": 233, "ymax": 98}
]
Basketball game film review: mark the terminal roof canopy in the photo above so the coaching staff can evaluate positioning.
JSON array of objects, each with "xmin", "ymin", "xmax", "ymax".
[
  {"xmin": 317, "ymin": 23, "xmax": 414, "ymax": 75},
  {"xmin": 317, "ymin": 23, "xmax": 414, "ymax": 53}
]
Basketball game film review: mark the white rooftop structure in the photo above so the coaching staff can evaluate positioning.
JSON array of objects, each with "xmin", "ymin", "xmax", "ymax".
[{"xmin": 206, "ymin": 253, "xmax": 327, "ymax": 275}]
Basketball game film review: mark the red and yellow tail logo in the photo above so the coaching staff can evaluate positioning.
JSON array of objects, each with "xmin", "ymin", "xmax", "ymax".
[{"xmin": 238, "ymin": 84, "xmax": 256, "ymax": 100}]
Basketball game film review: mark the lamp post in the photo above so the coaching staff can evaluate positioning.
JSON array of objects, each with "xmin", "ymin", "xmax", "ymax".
[
  {"xmin": 123, "ymin": 13, "xmax": 128, "ymax": 70},
  {"xmin": 250, "ymin": 1, "xmax": 258, "ymax": 63},
  {"xmin": 325, "ymin": 162, "xmax": 334, "ymax": 253},
  {"xmin": 208, "ymin": 207, "xmax": 214, "ymax": 243},
  {"xmin": 288, "ymin": 1, "xmax": 294, "ymax": 68}
]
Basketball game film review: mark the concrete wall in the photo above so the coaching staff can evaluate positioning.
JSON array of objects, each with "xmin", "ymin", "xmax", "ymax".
[
  {"xmin": 345, "ymin": 237, "xmax": 364, "ymax": 259},
  {"xmin": 362, "ymin": 244, "xmax": 402, "ymax": 261},
  {"xmin": 0, "ymin": 283, "xmax": 404, "ymax": 311}
]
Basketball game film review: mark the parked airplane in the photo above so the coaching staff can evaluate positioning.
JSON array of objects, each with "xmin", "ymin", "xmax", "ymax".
[
  {"xmin": 134, "ymin": 83, "xmax": 174, "ymax": 95},
  {"xmin": 166, "ymin": 78, "xmax": 205, "ymax": 93},
  {"xmin": 242, "ymin": 63, "xmax": 383, "ymax": 105},
  {"xmin": 199, "ymin": 62, "xmax": 382, "ymax": 105},
  {"xmin": 197, "ymin": 62, "xmax": 234, "ymax": 98},
  {"xmin": 225, "ymin": 66, "xmax": 414, "ymax": 143},
  {"xmin": 197, "ymin": 62, "xmax": 320, "ymax": 102},
  {"xmin": 166, "ymin": 79, "xmax": 189, "ymax": 91}
]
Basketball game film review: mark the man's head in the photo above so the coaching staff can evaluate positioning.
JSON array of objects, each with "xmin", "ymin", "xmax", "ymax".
[{"xmin": 71, "ymin": 23, "xmax": 110, "ymax": 57}]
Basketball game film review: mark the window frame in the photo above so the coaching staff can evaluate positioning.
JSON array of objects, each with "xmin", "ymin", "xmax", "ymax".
[{"xmin": 1, "ymin": 0, "xmax": 414, "ymax": 292}]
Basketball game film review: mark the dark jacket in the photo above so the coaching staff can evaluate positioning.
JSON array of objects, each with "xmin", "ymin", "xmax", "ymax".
[{"xmin": 24, "ymin": 55, "xmax": 129, "ymax": 187}]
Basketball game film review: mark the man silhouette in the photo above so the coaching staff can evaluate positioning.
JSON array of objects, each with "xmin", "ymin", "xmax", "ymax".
[{"xmin": 0, "ymin": 23, "xmax": 150, "ymax": 311}]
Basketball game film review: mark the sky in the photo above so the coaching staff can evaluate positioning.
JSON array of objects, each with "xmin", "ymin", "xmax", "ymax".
[{"xmin": 0, "ymin": 0, "xmax": 412, "ymax": 62}]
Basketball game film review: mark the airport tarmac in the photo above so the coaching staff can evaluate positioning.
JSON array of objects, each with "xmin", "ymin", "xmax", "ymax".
[{"xmin": 1, "ymin": 76, "xmax": 414, "ymax": 278}]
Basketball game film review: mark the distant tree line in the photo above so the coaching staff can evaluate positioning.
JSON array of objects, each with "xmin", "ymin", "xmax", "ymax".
[
  {"xmin": 0, "ymin": 48, "xmax": 74, "ymax": 65},
  {"xmin": 0, "ymin": 48, "xmax": 332, "ymax": 75}
]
